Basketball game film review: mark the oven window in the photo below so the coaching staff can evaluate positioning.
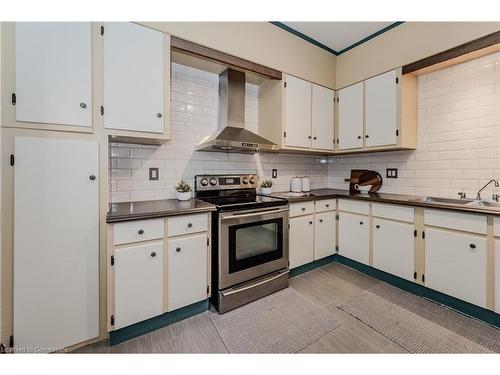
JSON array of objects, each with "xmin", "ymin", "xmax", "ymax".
[{"xmin": 228, "ymin": 218, "xmax": 283, "ymax": 274}]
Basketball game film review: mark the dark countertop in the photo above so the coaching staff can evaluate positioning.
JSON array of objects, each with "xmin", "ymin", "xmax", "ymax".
[
  {"xmin": 268, "ymin": 188, "xmax": 500, "ymax": 216},
  {"xmin": 107, "ymin": 199, "xmax": 216, "ymax": 223}
]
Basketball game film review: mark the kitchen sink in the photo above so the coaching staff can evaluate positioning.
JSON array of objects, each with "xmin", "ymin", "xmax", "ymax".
[
  {"xmin": 412, "ymin": 196, "xmax": 476, "ymax": 205},
  {"xmin": 467, "ymin": 200, "xmax": 500, "ymax": 209}
]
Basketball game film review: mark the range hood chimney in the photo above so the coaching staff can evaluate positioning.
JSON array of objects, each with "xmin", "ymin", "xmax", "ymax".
[{"xmin": 196, "ymin": 68, "xmax": 279, "ymax": 154}]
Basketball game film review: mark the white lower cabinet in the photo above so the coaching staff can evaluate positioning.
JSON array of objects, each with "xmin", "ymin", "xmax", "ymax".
[
  {"xmin": 114, "ymin": 241, "xmax": 164, "ymax": 329},
  {"xmin": 495, "ymin": 239, "xmax": 500, "ymax": 313},
  {"xmin": 372, "ymin": 218, "xmax": 414, "ymax": 281},
  {"xmin": 338, "ymin": 211, "xmax": 369, "ymax": 264},
  {"xmin": 425, "ymin": 228, "xmax": 487, "ymax": 308},
  {"xmin": 314, "ymin": 211, "xmax": 336, "ymax": 260},
  {"xmin": 167, "ymin": 234, "xmax": 208, "ymax": 311},
  {"xmin": 289, "ymin": 214, "xmax": 314, "ymax": 268}
]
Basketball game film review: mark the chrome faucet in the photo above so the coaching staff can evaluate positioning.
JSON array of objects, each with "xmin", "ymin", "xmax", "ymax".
[{"xmin": 476, "ymin": 179, "xmax": 499, "ymax": 200}]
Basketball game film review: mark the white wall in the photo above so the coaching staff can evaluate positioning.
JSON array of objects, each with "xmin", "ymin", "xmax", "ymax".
[
  {"xmin": 328, "ymin": 51, "xmax": 500, "ymax": 199},
  {"xmin": 109, "ymin": 63, "xmax": 329, "ymax": 202}
]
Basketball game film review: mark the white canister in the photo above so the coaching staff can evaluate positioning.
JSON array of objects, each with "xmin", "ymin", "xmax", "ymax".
[
  {"xmin": 301, "ymin": 177, "xmax": 311, "ymax": 192},
  {"xmin": 290, "ymin": 177, "xmax": 302, "ymax": 193}
]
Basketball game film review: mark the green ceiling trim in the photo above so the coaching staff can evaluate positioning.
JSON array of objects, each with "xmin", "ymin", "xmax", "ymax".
[{"xmin": 270, "ymin": 21, "xmax": 405, "ymax": 56}]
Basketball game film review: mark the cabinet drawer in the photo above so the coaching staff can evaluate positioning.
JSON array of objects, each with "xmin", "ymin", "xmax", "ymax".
[
  {"xmin": 289, "ymin": 201, "xmax": 315, "ymax": 217},
  {"xmin": 338, "ymin": 199, "xmax": 370, "ymax": 215},
  {"xmin": 372, "ymin": 203, "xmax": 414, "ymax": 223},
  {"xmin": 113, "ymin": 218, "xmax": 164, "ymax": 245},
  {"xmin": 494, "ymin": 217, "xmax": 500, "ymax": 237},
  {"xmin": 167, "ymin": 213, "xmax": 207, "ymax": 237},
  {"xmin": 315, "ymin": 199, "xmax": 336, "ymax": 213},
  {"xmin": 424, "ymin": 209, "xmax": 486, "ymax": 234}
]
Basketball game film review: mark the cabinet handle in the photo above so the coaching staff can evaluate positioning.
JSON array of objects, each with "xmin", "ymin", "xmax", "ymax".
[
  {"xmin": 80, "ymin": 102, "xmax": 87, "ymax": 109},
  {"xmin": 469, "ymin": 244, "xmax": 476, "ymax": 249},
  {"xmin": 150, "ymin": 251, "xmax": 156, "ymax": 257},
  {"xmin": 157, "ymin": 113, "xmax": 162, "ymax": 118},
  {"xmin": 187, "ymin": 223, "xmax": 193, "ymax": 228},
  {"xmin": 176, "ymin": 247, "xmax": 181, "ymax": 252},
  {"xmin": 309, "ymin": 221, "xmax": 313, "ymax": 225},
  {"xmin": 359, "ymin": 221, "xmax": 364, "ymax": 225},
  {"xmin": 319, "ymin": 219, "xmax": 323, "ymax": 223},
  {"xmin": 357, "ymin": 136, "xmax": 362, "ymax": 139},
  {"xmin": 89, "ymin": 175, "xmax": 96, "ymax": 181},
  {"xmin": 376, "ymin": 224, "xmax": 380, "ymax": 229},
  {"xmin": 138, "ymin": 229, "xmax": 144, "ymax": 235}
]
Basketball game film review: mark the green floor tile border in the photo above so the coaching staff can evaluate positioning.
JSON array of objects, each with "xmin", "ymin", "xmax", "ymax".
[
  {"xmin": 332, "ymin": 255, "xmax": 500, "ymax": 329},
  {"xmin": 109, "ymin": 299, "xmax": 209, "ymax": 346}
]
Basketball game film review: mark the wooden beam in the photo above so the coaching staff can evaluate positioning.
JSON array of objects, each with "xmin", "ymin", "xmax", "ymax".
[
  {"xmin": 171, "ymin": 36, "xmax": 282, "ymax": 80},
  {"xmin": 402, "ymin": 31, "xmax": 500, "ymax": 74}
]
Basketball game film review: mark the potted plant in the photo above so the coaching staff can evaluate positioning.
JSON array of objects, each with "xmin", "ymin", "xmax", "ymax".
[
  {"xmin": 260, "ymin": 179, "xmax": 273, "ymax": 195},
  {"xmin": 175, "ymin": 180, "xmax": 192, "ymax": 201}
]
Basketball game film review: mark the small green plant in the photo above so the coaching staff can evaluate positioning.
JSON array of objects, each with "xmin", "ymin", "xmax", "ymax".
[
  {"xmin": 261, "ymin": 179, "xmax": 273, "ymax": 188},
  {"xmin": 175, "ymin": 180, "xmax": 192, "ymax": 193}
]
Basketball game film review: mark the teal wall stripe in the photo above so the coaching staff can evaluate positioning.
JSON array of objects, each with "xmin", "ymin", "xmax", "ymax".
[
  {"xmin": 270, "ymin": 22, "xmax": 405, "ymax": 56},
  {"xmin": 109, "ymin": 299, "xmax": 209, "ymax": 346}
]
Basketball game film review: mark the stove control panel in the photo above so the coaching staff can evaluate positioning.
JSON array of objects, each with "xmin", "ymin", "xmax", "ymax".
[{"xmin": 195, "ymin": 174, "xmax": 258, "ymax": 191}]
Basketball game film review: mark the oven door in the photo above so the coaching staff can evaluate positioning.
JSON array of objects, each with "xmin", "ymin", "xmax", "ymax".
[{"xmin": 219, "ymin": 206, "xmax": 289, "ymax": 290}]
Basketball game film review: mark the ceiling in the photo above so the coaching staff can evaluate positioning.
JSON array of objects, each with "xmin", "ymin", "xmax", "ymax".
[{"xmin": 272, "ymin": 22, "xmax": 403, "ymax": 55}]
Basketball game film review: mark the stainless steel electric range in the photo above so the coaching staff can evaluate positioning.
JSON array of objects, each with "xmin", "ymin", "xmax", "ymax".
[{"xmin": 195, "ymin": 174, "xmax": 289, "ymax": 314}]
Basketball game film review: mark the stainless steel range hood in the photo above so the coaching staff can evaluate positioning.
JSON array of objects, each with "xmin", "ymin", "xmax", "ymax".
[{"xmin": 196, "ymin": 69, "xmax": 279, "ymax": 154}]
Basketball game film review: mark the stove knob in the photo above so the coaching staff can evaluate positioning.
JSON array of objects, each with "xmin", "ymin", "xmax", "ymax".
[
  {"xmin": 209, "ymin": 178, "xmax": 217, "ymax": 186},
  {"xmin": 242, "ymin": 177, "xmax": 249, "ymax": 184},
  {"xmin": 249, "ymin": 177, "xmax": 255, "ymax": 184},
  {"xmin": 200, "ymin": 178, "xmax": 209, "ymax": 186}
]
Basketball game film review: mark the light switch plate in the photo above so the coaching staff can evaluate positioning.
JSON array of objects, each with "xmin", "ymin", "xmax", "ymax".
[
  {"xmin": 149, "ymin": 168, "xmax": 159, "ymax": 181},
  {"xmin": 386, "ymin": 168, "xmax": 398, "ymax": 179},
  {"xmin": 272, "ymin": 169, "xmax": 278, "ymax": 178}
]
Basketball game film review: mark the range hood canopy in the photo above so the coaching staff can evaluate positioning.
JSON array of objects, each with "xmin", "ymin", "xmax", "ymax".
[{"xmin": 196, "ymin": 69, "xmax": 279, "ymax": 154}]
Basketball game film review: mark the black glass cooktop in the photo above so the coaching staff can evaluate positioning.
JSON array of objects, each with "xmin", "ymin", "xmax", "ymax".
[{"xmin": 198, "ymin": 193, "xmax": 287, "ymax": 211}]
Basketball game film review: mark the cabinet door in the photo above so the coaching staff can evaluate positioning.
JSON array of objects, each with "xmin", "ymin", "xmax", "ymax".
[
  {"xmin": 338, "ymin": 211, "xmax": 369, "ymax": 264},
  {"xmin": 104, "ymin": 22, "xmax": 164, "ymax": 133},
  {"xmin": 14, "ymin": 137, "xmax": 99, "ymax": 350},
  {"xmin": 311, "ymin": 84, "xmax": 334, "ymax": 151},
  {"xmin": 15, "ymin": 22, "xmax": 92, "ymax": 127},
  {"xmin": 337, "ymin": 82, "xmax": 364, "ymax": 150},
  {"xmin": 289, "ymin": 215, "xmax": 314, "ymax": 268},
  {"xmin": 114, "ymin": 241, "xmax": 164, "ymax": 329},
  {"xmin": 425, "ymin": 228, "xmax": 487, "ymax": 308},
  {"xmin": 372, "ymin": 218, "xmax": 414, "ymax": 281},
  {"xmin": 365, "ymin": 70, "xmax": 398, "ymax": 147},
  {"xmin": 495, "ymin": 239, "xmax": 500, "ymax": 313},
  {"xmin": 284, "ymin": 75, "xmax": 312, "ymax": 149},
  {"xmin": 168, "ymin": 234, "xmax": 208, "ymax": 311},
  {"xmin": 315, "ymin": 211, "xmax": 336, "ymax": 260}
]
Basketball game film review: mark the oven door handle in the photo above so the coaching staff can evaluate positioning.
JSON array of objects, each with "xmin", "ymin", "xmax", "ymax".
[
  {"xmin": 221, "ymin": 270, "xmax": 290, "ymax": 297},
  {"xmin": 220, "ymin": 207, "xmax": 289, "ymax": 221}
]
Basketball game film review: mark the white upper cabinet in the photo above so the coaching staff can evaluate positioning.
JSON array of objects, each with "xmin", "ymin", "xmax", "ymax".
[
  {"xmin": 284, "ymin": 75, "xmax": 312, "ymax": 149},
  {"xmin": 311, "ymin": 84, "xmax": 335, "ymax": 151},
  {"xmin": 365, "ymin": 69, "xmax": 398, "ymax": 147},
  {"xmin": 337, "ymin": 82, "xmax": 364, "ymax": 150},
  {"xmin": 104, "ymin": 22, "xmax": 164, "ymax": 133},
  {"xmin": 15, "ymin": 23, "xmax": 92, "ymax": 127}
]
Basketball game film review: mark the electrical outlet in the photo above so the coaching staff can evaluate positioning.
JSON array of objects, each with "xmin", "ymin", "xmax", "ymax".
[
  {"xmin": 272, "ymin": 169, "xmax": 278, "ymax": 178},
  {"xmin": 386, "ymin": 168, "xmax": 398, "ymax": 179},
  {"xmin": 149, "ymin": 168, "xmax": 159, "ymax": 181}
]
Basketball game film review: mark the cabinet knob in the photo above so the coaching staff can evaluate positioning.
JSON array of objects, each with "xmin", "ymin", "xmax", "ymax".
[
  {"xmin": 138, "ymin": 229, "xmax": 144, "ymax": 235},
  {"xmin": 469, "ymin": 244, "xmax": 476, "ymax": 249},
  {"xmin": 313, "ymin": 136, "xmax": 317, "ymax": 140},
  {"xmin": 80, "ymin": 102, "xmax": 87, "ymax": 109},
  {"xmin": 89, "ymin": 175, "xmax": 96, "ymax": 181},
  {"xmin": 357, "ymin": 136, "xmax": 362, "ymax": 139},
  {"xmin": 309, "ymin": 221, "xmax": 313, "ymax": 225},
  {"xmin": 365, "ymin": 135, "xmax": 369, "ymax": 138},
  {"xmin": 307, "ymin": 136, "xmax": 312, "ymax": 139},
  {"xmin": 150, "ymin": 251, "xmax": 156, "ymax": 257},
  {"xmin": 187, "ymin": 223, "xmax": 193, "ymax": 228},
  {"xmin": 176, "ymin": 247, "xmax": 181, "ymax": 252},
  {"xmin": 376, "ymin": 224, "xmax": 380, "ymax": 229},
  {"xmin": 301, "ymin": 207, "xmax": 306, "ymax": 211},
  {"xmin": 359, "ymin": 221, "xmax": 364, "ymax": 225},
  {"xmin": 157, "ymin": 113, "xmax": 162, "ymax": 118},
  {"xmin": 319, "ymin": 219, "xmax": 323, "ymax": 223},
  {"xmin": 325, "ymin": 204, "xmax": 329, "ymax": 208}
]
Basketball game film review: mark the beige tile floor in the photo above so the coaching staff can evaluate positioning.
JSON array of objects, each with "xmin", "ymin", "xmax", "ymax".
[{"xmin": 74, "ymin": 263, "xmax": 408, "ymax": 353}]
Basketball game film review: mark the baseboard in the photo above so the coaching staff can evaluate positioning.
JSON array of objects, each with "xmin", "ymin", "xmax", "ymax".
[
  {"xmin": 109, "ymin": 299, "xmax": 209, "ymax": 346},
  {"xmin": 289, "ymin": 255, "xmax": 336, "ymax": 277}
]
